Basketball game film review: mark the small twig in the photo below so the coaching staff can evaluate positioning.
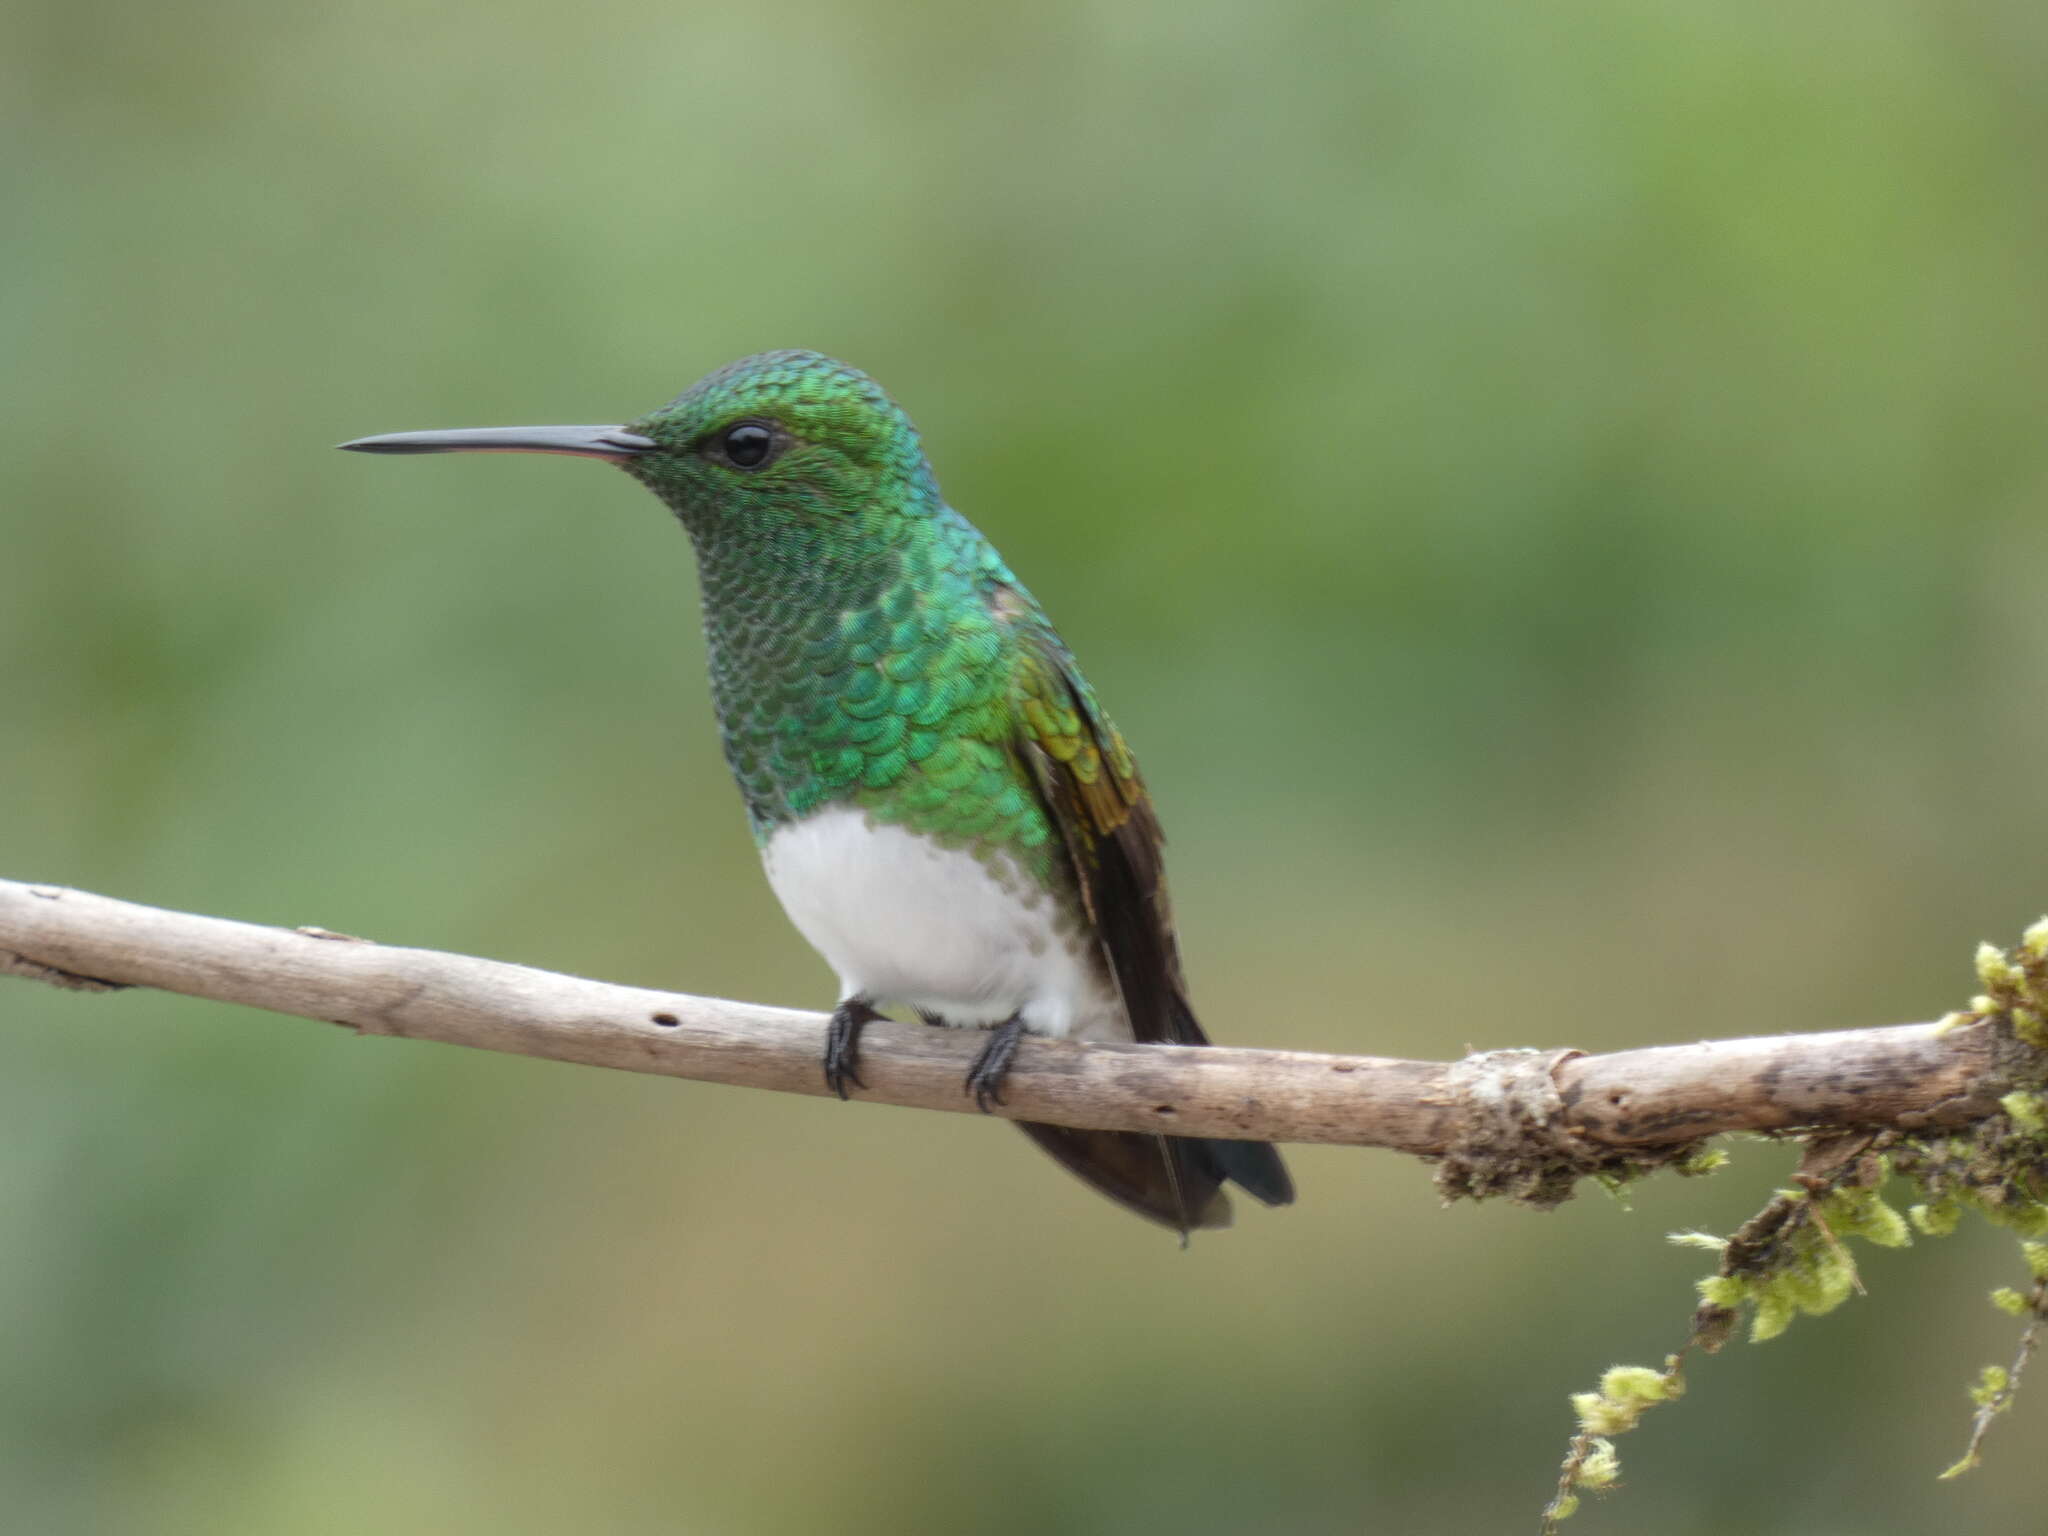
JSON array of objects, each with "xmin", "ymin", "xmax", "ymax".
[
  {"xmin": 1946, "ymin": 1278, "xmax": 2048, "ymax": 1478},
  {"xmin": 1541, "ymin": 1436, "xmax": 1598, "ymax": 1532}
]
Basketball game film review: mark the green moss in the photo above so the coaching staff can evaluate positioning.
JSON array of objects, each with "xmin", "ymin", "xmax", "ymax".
[
  {"xmin": 2023, "ymin": 1241, "xmax": 2048, "ymax": 1280},
  {"xmin": 1910, "ymin": 1198, "xmax": 1961, "ymax": 1236},
  {"xmin": 1570, "ymin": 1364, "xmax": 1679, "ymax": 1435},
  {"xmin": 1576, "ymin": 1439, "xmax": 1620, "ymax": 1489},
  {"xmin": 1547, "ymin": 1357, "xmax": 1685, "ymax": 1525},
  {"xmin": 1545, "ymin": 918, "xmax": 2048, "ymax": 1525},
  {"xmin": 2000, "ymin": 1091, "xmax": 2047, "ymax": 1135},
  {"xmin": 1968, "ymin": 1364, "xmax": 2010, "ymax": 1407},
  {"xmin": 1820, "ymin": 1185, "xmax": 1911, "ymax": 1247},
  {"xmin": 1695, "ymin": 1274, "xmax": 1745, "ymax": 1308}
]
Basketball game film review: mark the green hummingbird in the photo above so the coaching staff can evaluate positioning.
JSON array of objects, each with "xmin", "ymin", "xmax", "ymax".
[{"xmin": 340, "ymin": 351, "xmax": 1293, "ymax": 1235}]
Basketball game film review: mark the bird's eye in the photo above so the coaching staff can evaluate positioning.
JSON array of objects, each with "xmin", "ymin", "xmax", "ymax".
[{"xmin": 721, "ymin": 423, "xmax": 775, "ymax": 470}]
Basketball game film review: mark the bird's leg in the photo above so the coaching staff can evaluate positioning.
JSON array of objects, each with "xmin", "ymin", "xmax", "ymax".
[
  {"xmin": 964, "ymin": 1013, "xmax": 1027, "ymax": 1113},
  {"xmin": 823, "ymin": 996, "xmax": 884, "ymax": 1100}
]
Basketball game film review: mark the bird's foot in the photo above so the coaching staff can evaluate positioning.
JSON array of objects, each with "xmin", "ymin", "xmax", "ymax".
[
  {"xmin": 823, "ymin": 997, "xmax": 883, "ymax": 1100},
  {"xmin": 964, "ymin": 1015, "xmax": 1026, "ymax": 1113}
]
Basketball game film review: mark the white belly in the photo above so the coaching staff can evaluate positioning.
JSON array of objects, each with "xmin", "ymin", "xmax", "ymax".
[{"xmin": 761, "ymin": 805, "xmax": 1129, "ymax": 1042}]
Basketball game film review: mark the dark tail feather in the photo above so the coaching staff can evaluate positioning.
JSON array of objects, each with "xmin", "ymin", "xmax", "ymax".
[
  {"xmin": 1204, "ymin": 1136, "xmax": 1295, "ymax": 1208},
  {"xmin": 1015, "ymin": 1124, "xmax": 1293, "ymax": 1235},
  {"xmin": 1153, "ymin": 1000, "xmax": 1295, "ymax": 1210}
]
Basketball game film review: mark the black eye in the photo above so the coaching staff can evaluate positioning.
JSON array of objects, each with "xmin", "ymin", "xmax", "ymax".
[{"xmin": 721, "ymin": 423, "xmax": 774, "ymax": 469}]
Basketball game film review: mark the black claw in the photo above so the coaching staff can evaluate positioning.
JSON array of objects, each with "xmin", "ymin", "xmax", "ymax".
[
  {"xmin": 964, "ymin": 1015, "xmax": 1027, "ymax": 1112},
  {"xmin": 824, "ymin": 998, "xmax": 882, "ymax": 1100}
]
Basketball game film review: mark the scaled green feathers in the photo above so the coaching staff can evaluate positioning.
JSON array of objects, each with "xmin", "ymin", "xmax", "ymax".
[{"xmin": 621, "ymin": 350, "xmax": 1143, "ymax": 890}]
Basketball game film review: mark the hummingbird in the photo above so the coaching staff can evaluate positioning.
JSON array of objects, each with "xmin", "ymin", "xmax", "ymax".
[{"xmin": 340, "ymin": 351, "xmax": 1293, "ymax": 1235}]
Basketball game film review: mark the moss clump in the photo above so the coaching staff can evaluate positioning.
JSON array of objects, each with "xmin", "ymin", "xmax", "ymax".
[
  {"xmin": 1677, "ymin": 1141, "xmax": 1906, "ymax": 1343},
  {"xmin": 1957, "ymin": 919, "xmax": 2048, "ymax": 1049},
  {"xmin": 1542, "ymin": 1358, "xmax": 1684, "ymax": 1528}
]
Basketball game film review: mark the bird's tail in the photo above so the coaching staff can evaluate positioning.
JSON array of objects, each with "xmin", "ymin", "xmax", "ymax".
[{"xmin": 1015, "ymin": 1123, "xmax": 1294, "ymax": 1236}]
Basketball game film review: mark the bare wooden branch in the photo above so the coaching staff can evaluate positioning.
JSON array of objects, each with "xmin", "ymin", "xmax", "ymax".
[{"xmin": 0, "ymin": 876, "xmax": 2027, "ymax": 1163}]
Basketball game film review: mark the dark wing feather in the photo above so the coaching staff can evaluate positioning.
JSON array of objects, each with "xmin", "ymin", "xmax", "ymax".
[
  {"xmin": 1005, "ymin": 600, "xmax": 1295, "ymax": 1223},
  {"xmin": 1009, "ymin": 615, "xmax": 1196, "ymax": 1047}
]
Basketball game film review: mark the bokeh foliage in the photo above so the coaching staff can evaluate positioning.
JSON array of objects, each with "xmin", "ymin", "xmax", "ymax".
[{"xmin": 6, "ymin": 2, "xmax": 2048, "ymax": 1530}]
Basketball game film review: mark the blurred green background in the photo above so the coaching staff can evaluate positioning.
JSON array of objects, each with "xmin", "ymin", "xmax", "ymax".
[{"xmin": 6, "ymin": 1, "xmax": 2048, "ymax": 1531}]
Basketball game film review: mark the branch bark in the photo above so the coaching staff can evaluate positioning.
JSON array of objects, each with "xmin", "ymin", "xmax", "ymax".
[{"xmin": 0, "ymin": 877, "xmax": 2027, "ymax": 1170}]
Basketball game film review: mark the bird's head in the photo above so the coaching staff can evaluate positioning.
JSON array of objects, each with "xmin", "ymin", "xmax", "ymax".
[{"xmin": 339, "ymin": 351, "xmax": 938, "ymax": 539}]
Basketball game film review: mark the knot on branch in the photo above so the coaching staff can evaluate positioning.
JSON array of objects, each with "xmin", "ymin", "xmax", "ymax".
[{"xmin": 1436, "ymin": 1046, "xmax": 1607, "ymax": 1208}]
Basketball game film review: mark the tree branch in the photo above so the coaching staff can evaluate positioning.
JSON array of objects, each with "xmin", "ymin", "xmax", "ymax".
[{"xmin": 0, "ymin": 877, "xmax": 2029, "ymax": 1179}]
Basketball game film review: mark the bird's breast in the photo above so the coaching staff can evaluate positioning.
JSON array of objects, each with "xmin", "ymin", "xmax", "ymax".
[{"xmin": 761, "ymin": 805, "xmax": 1126, "ymax": 1041}]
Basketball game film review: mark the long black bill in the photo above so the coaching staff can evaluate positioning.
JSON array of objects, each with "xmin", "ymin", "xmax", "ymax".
[{"xmin": 336, "ymin": 425, "xmax": 656, "ymax": 460}]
